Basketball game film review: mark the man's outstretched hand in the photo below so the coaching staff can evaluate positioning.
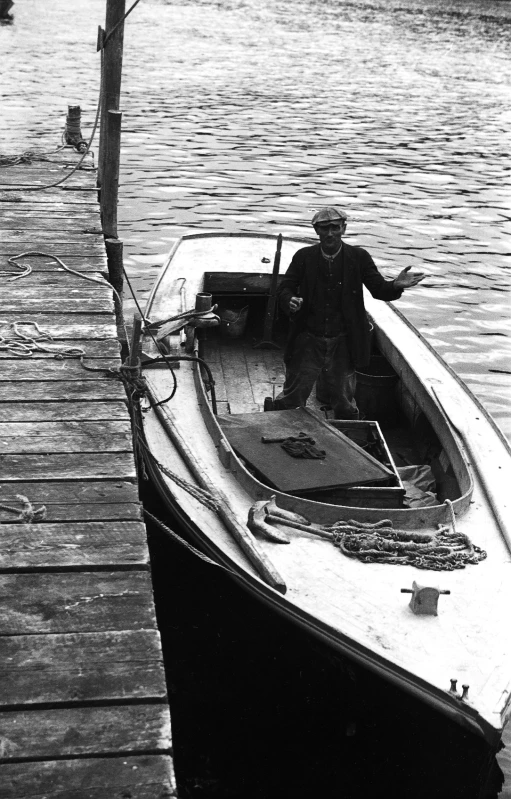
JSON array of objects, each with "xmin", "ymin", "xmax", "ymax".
[{"xmin": 394, "ymin": 266, "xmax": 425, "ymax": 290}]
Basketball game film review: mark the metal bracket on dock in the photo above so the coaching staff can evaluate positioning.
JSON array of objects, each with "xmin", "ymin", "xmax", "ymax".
[{"xmin": 401, "ymin": 580, "xmax": 450, "ymax": 616}]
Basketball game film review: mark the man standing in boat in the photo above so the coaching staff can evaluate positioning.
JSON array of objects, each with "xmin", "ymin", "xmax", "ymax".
[{"xmin": 275, "ymin": 207, "xmax": 425, "ymax": 419}]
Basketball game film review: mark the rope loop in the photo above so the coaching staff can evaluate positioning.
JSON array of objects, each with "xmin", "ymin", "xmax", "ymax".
[{"xmin": 0, "ymin": 494, "xmax": 47, "ymax": 523}]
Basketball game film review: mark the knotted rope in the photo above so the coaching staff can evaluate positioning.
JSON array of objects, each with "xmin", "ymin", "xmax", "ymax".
[
  {"xmin": 0, "ymin": 146, "xmax": 68, "ymax": 167},
  {"xmin": 0, "ymin": 320, "xmax": 86, "ymax": 359},
  {"xmin": 0, "ymin": 252, "xmax": 129, "ymax": 350},
  {"xmin": 0, "ymin": 494, "xmax": 47, "ymax": 523},
  {"xmin": 328, "ymin": 501, "xmax": 486, "ymax": 571}
]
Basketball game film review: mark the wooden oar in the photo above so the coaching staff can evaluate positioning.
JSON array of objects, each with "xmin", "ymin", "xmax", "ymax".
[
  {"xmin": 254, "ymin": 233, "xmax": 282, "ymax": 350},
  {"xmin": 147, "ymin": 388, "xmax": 287, "ymax": 594}
]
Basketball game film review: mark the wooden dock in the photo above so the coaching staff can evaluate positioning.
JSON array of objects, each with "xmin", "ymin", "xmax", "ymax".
[{"xmin": 0, "ymin": 149, "xmax": 175, "ymax": 797}]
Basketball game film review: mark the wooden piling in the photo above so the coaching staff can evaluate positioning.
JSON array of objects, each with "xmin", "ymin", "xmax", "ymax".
[
  {"xmin": 98, "ymin": 0, "xmax": 126, "ymax": 188},
  {"xmin": 101, "ymin": 109, "xmax": 122, "ymax": 239}
]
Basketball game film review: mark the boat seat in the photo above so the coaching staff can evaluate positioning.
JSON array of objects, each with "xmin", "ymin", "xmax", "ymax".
[{"xmin": 204, "ymin": 271, "xmax": 284, "ymax": 297}]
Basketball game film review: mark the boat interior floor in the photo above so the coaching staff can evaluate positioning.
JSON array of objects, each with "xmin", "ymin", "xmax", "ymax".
[{"xmin": 201, "ymin": 329, "xmax": 424, "ymax": 468}]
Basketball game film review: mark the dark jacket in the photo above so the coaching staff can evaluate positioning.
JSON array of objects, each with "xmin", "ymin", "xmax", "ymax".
[{"xmin": 278, "ymin": 242, "xmax": 403, "ymax": 370}]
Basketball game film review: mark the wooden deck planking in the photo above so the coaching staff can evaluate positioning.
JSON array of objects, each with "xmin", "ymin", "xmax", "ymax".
[
  {"xmin": 0, "ymin": 571, "xmax": 157, "ymax": 635},
  {"xmin": 0, "ymin": 630, "xmax": 166, "ymax": 706},
  {"xmin": 0, "ymin": 257, "xmax": 108, "ymax": 275},
  {"xmin": 219, "ymin": 340, "xmax": 259, "ymax": 414},
  {"xmin": 0, "ymin": 152, "xmax": 173, "ymax": 793},
  {"xmin": 0, "ymin": 705, "xmax": 171, "ymax": 760},
  {"xmin": 0, "ymin": 401, "xmax": 128, "ymax": 420},
  {"xmin": 0, "ymin": 755, "xmax": 174, "ymax": 799},
  {"xmin": 206, "ymin": 335, "xmax": 284, "ymax": 412},
  {"xmin": 0, "ymin": 521, "xmax": 149, "ymax": 571}
]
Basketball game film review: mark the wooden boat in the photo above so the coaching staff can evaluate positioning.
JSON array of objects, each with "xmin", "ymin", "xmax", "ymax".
[{"xmin": 139, "ymin": 232, "xmax": 511, "ymax": 751}]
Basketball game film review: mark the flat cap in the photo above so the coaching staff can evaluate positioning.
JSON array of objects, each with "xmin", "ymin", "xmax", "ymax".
[{"xmin": 311, "ymin": 206, "xmax": 348, "ymax": 226}]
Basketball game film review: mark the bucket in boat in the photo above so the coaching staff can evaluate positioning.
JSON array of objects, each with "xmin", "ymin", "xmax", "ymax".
[
  {"xmin": 219, "ymin": 306, "xmax": 249, "ymax": 338},
  {"xmin": 355, "ymin": 354, "xmax": 398, "ymax": 426}
]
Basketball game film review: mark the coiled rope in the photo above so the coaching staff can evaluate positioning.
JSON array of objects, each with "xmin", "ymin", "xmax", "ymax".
[
  {"xmin": 0, "ymin": 494, "xmax": 47, "ymax": 523},
  {"xmin": 329, "ymin": 501, "xmax": 486, "ymax": 571},
  {"xmin": 0, "ymin": 320, "xmax": 85, "ymax": 359},
  {"xmin": 0, "ymin": 145, "xmax": 69, "ymax": 168},
  {"xmin": 0, "ymin": 251, "xmax": 129, "ymax": 349}
]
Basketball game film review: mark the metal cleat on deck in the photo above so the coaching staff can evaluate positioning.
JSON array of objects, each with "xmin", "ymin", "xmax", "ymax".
[{"xmin": 401, "ymin": 580, "xmax": 450, "ymax": 616}]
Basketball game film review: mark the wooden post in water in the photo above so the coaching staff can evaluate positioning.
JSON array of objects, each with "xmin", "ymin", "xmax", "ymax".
[
  {"xmin": 98, "ymin": 0, "xmax": 126, "ymax": 189},
  {"xmin": 101, "ymin": 109, "xmax": 122, "ymax": 239},
  {"xmin": 128, "ymin": 312, "xmax": 143, "ymax": 369},
  {"xmin": 105, "ymin": 237, "xmax": 124, "ymax": 293},
  {"xmin": 105, "ymin": 237, "xmax": 128, "ymax": 359}
]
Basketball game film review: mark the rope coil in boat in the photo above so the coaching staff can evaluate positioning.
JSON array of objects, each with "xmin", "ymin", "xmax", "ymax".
[{"xmin": 329, "ymin": 506, "xmax": 486, "ymax": 571}]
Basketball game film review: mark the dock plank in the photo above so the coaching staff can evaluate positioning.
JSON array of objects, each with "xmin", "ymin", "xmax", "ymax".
[
  {"xmin": 0, "ymin": 420, "xmax": 132, "ymax": 436},
  {"xmin": 0, "ymin": 361, "xmax": 122, "ymax": 382},
  {"xmin": 0, "ymin": 705, "xmax": 171, "ymax": 762},
  {"xmin": 0, "ymin": 297, "xmax": 114, "ymax": 313},
  {"xmin": 0, "ymin": 314, "xmax": 117, "ymax": 338},
  {"xmin": 0, "ymin": 571, "xmax": 157, "ymax": 635},
  {"xmin": 0, "ymin": 452, "xmax": 136, "ymax": 481},
  {"xmin": 0, "ymin": 401, "xmax": 128, "ymax": 421},
  {"xmin": 0, "ymin": 630, "xmax": 165, "ymax": 706},
  {"xmin": 0, "ymin": 242, "xmax": 108, "ymax": 257},
  {"xmin": 0, "ymin": 480, "xmax": 140, "ymax": 523},
  {"xmin": 0, "ymin": 755, "xmax": 176, "ymax": 799},
  {"xmin": 0, "ymin": 480, "xmax": 138, "ymax": 504},
  {"xmin": 0, "ymin": 521, "xmax": 149, "ymax": 571},
  {"xmin": 0, "ymin": 213, "xmax": 101, "ymax": 228},
  {"xmin": 0, "ymin": 381, "xmax": 127, "ymax": 402},
  {"xmin": 0, "ymin": 190, "xmax": 99, "ymax": 204},
  {"xmin": 0, "ymin": 262, "xmax": 108, "ymax": 278},
  {"xmin": 0, "ymin": 502, "xmax": 142, "ymax": 523},
  {"xmin": 0, "ymin": 433, "xmax": 132, "ymax": 454},
  {"xmin": 0, "ymin": 285, "xmax": 111, "ymax": 299}
]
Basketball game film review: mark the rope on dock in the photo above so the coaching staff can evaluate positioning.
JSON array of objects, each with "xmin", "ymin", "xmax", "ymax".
[
  {"xmin": 1, "ymin": 251, "xmax": 129, "ymax": 348},
  {"xmin": 0, "ymin": 320, "xmax": 86, "ymax": 359},
  {"xmin": 0, "ymin": 494, "xmax": 47, "ymax": 523},
  {"xmin": 0, "ymin": 145, "xmax": 69, "ymax": 167}
]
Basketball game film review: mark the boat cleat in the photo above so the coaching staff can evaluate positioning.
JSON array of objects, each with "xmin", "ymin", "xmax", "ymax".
[
  {"xmin": 401, "ymin": 580, "xmax": 450, "ymax": 616},
  {"xmin": 447, "ymin": 679, "xmax": 470, "ymax": 702}
]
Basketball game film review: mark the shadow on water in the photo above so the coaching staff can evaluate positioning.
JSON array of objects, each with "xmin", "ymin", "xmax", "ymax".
[{"xmin": 143, "ymin": 481, "xmax": 504, "ymax": 799}]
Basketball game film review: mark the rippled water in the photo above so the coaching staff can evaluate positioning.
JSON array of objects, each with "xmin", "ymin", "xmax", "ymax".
[
  {"xmin": 2, "ymin": 0, "xmax": 510, "ymax": 437},
  {"xmin": 2, "ymin": 0, "xmax": 511, "ymax": 793}
]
